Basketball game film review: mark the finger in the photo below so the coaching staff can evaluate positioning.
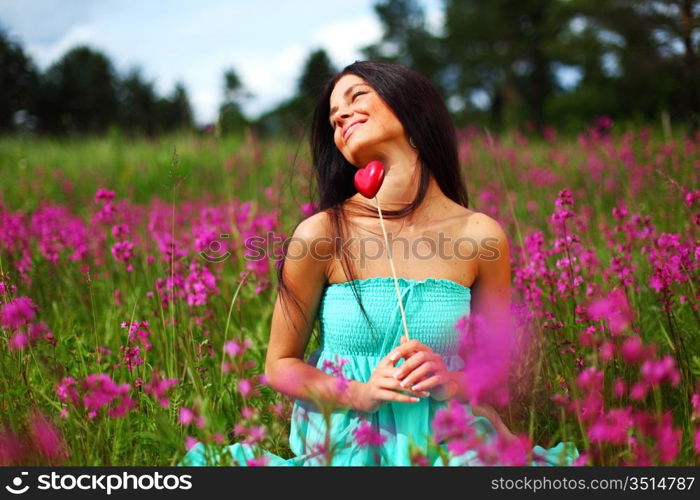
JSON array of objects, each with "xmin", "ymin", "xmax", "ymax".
[
  {"xmin": 410, "ymin": 374, "xmax": 447, "ymax": 392},
  {"xmin": 376, "ymin": 389, "xmax": 422, "ymax": 404},
  {"xmin": 393, "ymin": 351, "xmax": 431, "ymax": 380},
  {"xmin": 378, "ymin": 376, "xmax": 430, "ymax": 397},
  {"xmin": 378, "ymin": 349, "xmax": 401, "ymax": 368},
  {"xmin": 387, "ymin": 339, "xmax": 428, "ymax": 364},
  {"xmin": 375, "ymin": 365, "xmax": 402, "ymax": 379},
  {"xmin": 398, "ymin": 362, "xmax": 436, "ymax": 390},
  {"xmin": 377, "ymin": 354, "xmax": 392, "ymax": 368}
]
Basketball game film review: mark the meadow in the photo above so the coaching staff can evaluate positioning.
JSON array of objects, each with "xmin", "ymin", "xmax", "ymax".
[{"xmin": 0, "ymin": 122, "xmax": 698, "ymax": 466}]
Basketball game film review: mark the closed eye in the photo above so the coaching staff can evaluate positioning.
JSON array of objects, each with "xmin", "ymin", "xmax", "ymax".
[{"xmin": 331, "ymin": 90, "xmax": 369, "ymax": 129}]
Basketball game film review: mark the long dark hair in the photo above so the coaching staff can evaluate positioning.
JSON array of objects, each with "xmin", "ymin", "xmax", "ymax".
[{"xmin": 276, "ymin": 60, "xmax": 469, "ymax": 344}]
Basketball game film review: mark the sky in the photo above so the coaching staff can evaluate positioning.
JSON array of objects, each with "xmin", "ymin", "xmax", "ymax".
[{"xmin": 0, "ymin": 0, "xmax": 443, "ymax": 125}]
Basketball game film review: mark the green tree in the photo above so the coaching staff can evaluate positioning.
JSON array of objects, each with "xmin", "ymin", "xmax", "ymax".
[
  {"xmin": 443, "ymin": 0, "xmax": 568, "ymax": 133},
  {"xmin": 37, "ymin": 45, "xmax": 119, "ymax": 134},
  {"xmin": 256, "ymin": 48, "xmax": 336, "ymax": 137},
  {"xmin": 297, "ymin": 48, "xmax": 336, "ymax": 100},
  {"xmin": 571, "ymin": 0, "xmax": 699, "ymax": 129},
  {"xmin": 217, "ymin": 67, "xmax": 251, "ymax": 135},
  {"xmin": 152, "ymin": 82, "xmax": 194, "ymax": 134},
  {"xmin": 168, "ymin": 82, "xmax": 194, "ymax": 131},
  {"xmin": 0, "ymin": 26, "xmax": 40, "ymax": 132},
  {"xmin": 116, "ymin": 67, "xmax": 158, "ymax": 136},
  {"xmin": 361, "ymin": 0, "xmax": 446, "ymax": 93}
]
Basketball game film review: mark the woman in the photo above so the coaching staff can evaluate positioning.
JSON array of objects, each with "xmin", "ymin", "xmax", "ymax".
[{"xmin": 180, "ymin": 60, "xmax": 578, "ymax": 466}]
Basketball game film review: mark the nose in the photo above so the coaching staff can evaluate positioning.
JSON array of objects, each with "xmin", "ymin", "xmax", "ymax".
[{"xmin": 337, "ymin": 109, "xmax": 352, "ymax": 126}]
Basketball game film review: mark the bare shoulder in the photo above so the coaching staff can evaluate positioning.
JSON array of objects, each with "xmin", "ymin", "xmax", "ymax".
[
  {"xmin": 288, "ymin": 209, "xmax": 334, "ymax": 267},
  {"xmin": 292, "ymin": 209, "xmax": 331, "ymax": 241},
  {"xmin": 444, "ymin": 205, "xmax": 507, "ymax": 244},
  {"xmin": 454, "ymin": 210, "xmax": 510, "ymax": 279},
  {"xmin": 461, "ymin": 212, "xmax": 511, "ymax": 287},
  {"xmin": 463, "ymin": 211, "xmax": 509, "ymax": 245}
]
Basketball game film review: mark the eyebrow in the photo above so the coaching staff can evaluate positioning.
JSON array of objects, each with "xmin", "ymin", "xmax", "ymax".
[{"xmin": 329, "ymin": 83, "xmax": 366, "ymax": 125}]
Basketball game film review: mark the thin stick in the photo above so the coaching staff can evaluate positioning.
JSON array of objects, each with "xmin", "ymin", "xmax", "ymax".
[{"xmin": 374, "ymin": 194, "xmax": 410, "ymax": 340}]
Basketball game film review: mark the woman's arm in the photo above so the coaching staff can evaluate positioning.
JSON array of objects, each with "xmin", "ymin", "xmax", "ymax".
[
  {"xmin": 264, "ymin": 211, "xmax": 358, "ymax": 407},
  {"xmin": 466, "ymin": 212, "xmax": 512, "ymax": 343},
  {"xmin": 265, "ymin": 211, "xmax": 431, "ymax": 412},
  {"xmin": 461, "ymin": 212, "xmax": 516, "ymax": 438}
]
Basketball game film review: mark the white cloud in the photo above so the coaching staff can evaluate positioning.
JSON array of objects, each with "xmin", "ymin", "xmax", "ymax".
[
  {"xmin": 311, "ymin": 16, "xmax": 382, "ymax": 67},
  {"xmin": 234, "ymin": 16, "xmax": 383, "ymax": 119},
  {"xmin": 2, "ymin": 0, "xmax": 387, "ymax": 125},
  {"xmin": 424, "ymin": 3, "xmax": 444, "ymax": 36},
  {"xmin": 236, "ymin": 44, "xmax": 308, "ymax": 117},
  {"xmin": 25, "ymin": 23, "xmax": 99, "ymax": 69}
]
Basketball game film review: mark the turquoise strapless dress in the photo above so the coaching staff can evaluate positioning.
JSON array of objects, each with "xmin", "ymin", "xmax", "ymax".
[{"xmin": 179, "ymin": 277, "xmax": 578, "ymax": 466}]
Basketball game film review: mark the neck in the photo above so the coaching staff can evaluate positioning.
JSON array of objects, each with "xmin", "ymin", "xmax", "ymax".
[{"xmin": 352, "ymin": 146, "xmax": 444, "ymax": 227}]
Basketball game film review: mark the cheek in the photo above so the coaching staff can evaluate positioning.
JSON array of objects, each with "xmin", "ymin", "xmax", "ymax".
[
  {"xmin": 333, "ymin": 130, "xmax": 344, "ymax": 151},
  {"xmin": 376, "ymin": 116, "xmax": 403, "ymax": 140},
  {"xmin": 371, "ymin": 105, "xmax": 403, "ymax": 137}
]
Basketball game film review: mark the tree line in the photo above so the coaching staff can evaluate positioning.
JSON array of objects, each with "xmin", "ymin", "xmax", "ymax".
[
  {"xmin": 0, "ymin": 32, "xmax": 195, "ymax": 136},
  {"xmin": 1, "ymin": 0, "xmax": 698, "ymax": 137},
  {"xmin": 363, "ymin": 0, "xmax": 699, "ymax": 134}
]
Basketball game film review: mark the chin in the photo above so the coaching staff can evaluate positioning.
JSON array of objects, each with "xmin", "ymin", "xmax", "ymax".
[{"xmin": 344, "ymin": 137, "xmax": 381, "ymax": 166}]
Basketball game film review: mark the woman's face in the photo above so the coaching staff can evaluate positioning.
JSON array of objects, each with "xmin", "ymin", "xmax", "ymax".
[{"xmin": 328, "ymin": 74, "xmax": 406, "ymax": 167}]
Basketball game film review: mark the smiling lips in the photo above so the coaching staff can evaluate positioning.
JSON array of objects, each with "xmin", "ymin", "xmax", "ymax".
[{"xmin": 343, "ymin": 119, "xmax": 367, "ymax": 143}]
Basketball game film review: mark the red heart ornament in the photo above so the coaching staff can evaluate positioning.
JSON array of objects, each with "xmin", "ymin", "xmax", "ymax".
[{"xmin": 354, "ymin": 160, "xmax": 385, "ymax": 198}]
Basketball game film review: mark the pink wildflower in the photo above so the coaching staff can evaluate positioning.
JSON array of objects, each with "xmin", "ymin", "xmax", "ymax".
[
  {"xmin": 179, "ymin": 407, "xmax": 194, "ymax": 425},
  {"xmin": 179, "ymin": 406, "xmax": 205, "ymax": 428},
  {"xmin": 620, "ymin": 336, "xmax": 646, "ymax": 364},
  {"xmin": 55, "ymin": 377, "xmax": 80, "ymax": 406},
  {"xmin": 144, "ymin": 371, "xmax": 178, "ymax": 408},
  {"xmin": 586, "ymin": 289, "xmax": 634, "ymax": 335},
  {"xmin": 81, "ymin": 373, "xmax": 134, "ymax": 419},
  {"xmin": 29, "ymin": 412, "xmax": 67, "ymax": 463},
  {"xmin": 246, "ymin": 455, "xmax": 269, "ymax": 466},
  {"xmin": 433, "ymin": 399, "xmax": 473, "ymax": 443},
  {"xmin": 0, "ymin": 296, "xmax": 38, "ymax": 330},
  {"xmin": 587, "ymin": 407, "xmax": 633, "ymax": 445},
  {"xmin": 94, "ymin": 188, "xmax": 115, "ymax": 202},
  {"xmin": 237, "ymin": 379, "xmax": 255, "ymax": 398},
  {"xmin": 184, "ymin": 259, "xmax": 219, "ymax": 306},
  {"xmin": 111, "ymin": 240, "xmax": 134, "ymax": 263},
  {"xmin": 245, "ymin": 426, "xmax": 266, "ymax": 445},
  {"xmin": 322, "ymin": 355, "xmax": 350, "ymax": 394},
  {"xmin": 457, "ymin": 311, "xmax": 512, "ymax": 406},
  {"xmin": 352, "ymin": 421, "xmax": 386, "ymax": 447},
  {"xmin": 184, "ymin": 436, "xmax": 199, "ymax": 451},
  {"xmin": 119, "ymin": 345, "xmax": 143, "ymax": 370},
  {"xmin": 224, "ymin": 338, "xmax": 252, "ymax": 357},
  {"xmin": 8, "ymin": 332, "xmax": 28, "ymax": 350},
  {"xmin": 640, "ymin": 355, "xmax": 681, "ymax": 387},
  {"xmin": 630, "ymin": 382, "xmax": 649, "ymax": 400},
  {"xmin": 0, "ymin": 426, "xmax": 23, "ymax": 465},
  {"xmin": 300, "ymin": 202, "xmax": 318, "ymax": 218}
]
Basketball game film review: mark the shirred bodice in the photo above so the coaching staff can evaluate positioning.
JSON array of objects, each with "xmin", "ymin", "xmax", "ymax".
[{"xmin": 316, "ymin": 276, "xmax": 471, "ymax": 359}]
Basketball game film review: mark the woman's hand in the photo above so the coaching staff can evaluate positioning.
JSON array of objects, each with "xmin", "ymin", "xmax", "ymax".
[
  {"xmin": 390, "ymin": 338, "xmax": 518, "ymax": 441},
  {"xmin": 390, "ymin": 336, "xmax": 457, "ymax": 401},
  {"xmin": 349, "ymin": 349, "xmax": 430, "ymax": 413}
]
